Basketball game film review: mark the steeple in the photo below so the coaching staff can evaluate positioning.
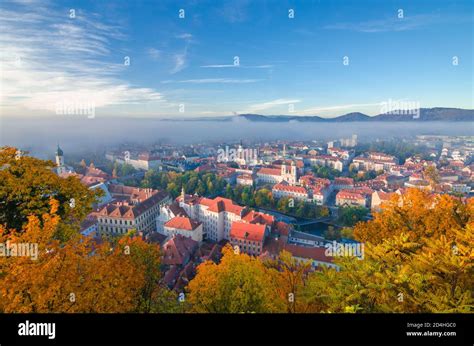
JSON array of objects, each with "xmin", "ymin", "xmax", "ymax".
[
  {"xmin": 281, "ymin": 161, "xmax": 287, "ymax": 175},
  {"xmin": 55, "ymin": 144, "xmax": 66, "ymax": 174},
  {"xmin": 181, "ymin": 186, "xmax": 185, "ymax": 201},
  {"xmin": 56, "ymin": 144, "xmax": 63, "ymax": 157}
]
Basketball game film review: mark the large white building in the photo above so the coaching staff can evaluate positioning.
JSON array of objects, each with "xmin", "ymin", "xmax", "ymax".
[
  {"xmin": 164, "ymin": 216, "xmax": 203, "ymax": 243},
  {"xmin": 256, "ymin": 161, "xmax": 297, "ymax": 185},
  {"xmin": 106, "ymin": 151, "xmax": 162, "ymax": 171},
  {"xmin": 176, "ymin": 190, "xmax": 275, "ymax": 246},
  {"xmin": 304, "ymin": 155, "xmax": 344, "ymax": 172},
  {"xmin": 353, "ymin": 152, "xmax": 399, "ymax": 172},
  {"xmin": 96, "ymin": 185, "xmax": 170, "ymax": 236},
  {"xmin": 177, "ymin": 192, "xmax": 246, "ymax": 242},
  {"xmin": 272, "ymin": 181, "xmax": 309, "ymax": 201}
]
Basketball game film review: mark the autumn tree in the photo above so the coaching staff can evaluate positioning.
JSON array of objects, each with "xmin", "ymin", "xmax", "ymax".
[
  {"xmin": 0, "ymin": 199, "xmax": 178, "ymax": 313},
  {"xmin": 124, "ymin": 234, "xmax": 180, "ymax": 313},
  {"xmin": 354, "ymin": 188, "xmax": 471, "ymax": 244},
  {"xmin": 265, "ymin": 250, "xmax": 312, "ymax": 313},
  {"xmin": 187, "ymin": 245, "xmax": 285, "ymax": 313},
  {"xmin": 301, "ymin": 189, "xmax": 473, "ymax": 313},
  {"xmin": 0, "ymin": 147, "xmax": 100, "ymax": 237},
  {"xmin": 424, "ymin": 165, "xmax": 440, "ymax": 188}
]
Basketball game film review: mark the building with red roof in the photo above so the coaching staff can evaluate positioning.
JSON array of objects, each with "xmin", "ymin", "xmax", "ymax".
[
  {"xmin": 256, "ymin": 161, "xmax": 298, "ymax": 185},
  {"xmin": 175, "ymin": 189, "xmax": 284, "ymax": 248},
  {"xmin": 333, "ymin": 177, "xmax": 355, "ymax": 190},
  {"xmin": 272, "ymin": 181, "xmax": 309, "ymax": 201},
  {"xmin": 96, "ymin": 185, "xmax": 170, "ymax": 235},
  {"xmin": 164, "ymin": 216, "xmax": 203, "ymax": 242},
  {"xmin": 229, "ymin": 222, "xmax": 267, "ymax": 256},
  {"xmin": 162, "ymin": 234, "xmax": 199, "ymax": 266},
  {"xmin": 336, "ymin": 189, "xmax": 368, "ymax": 207}
]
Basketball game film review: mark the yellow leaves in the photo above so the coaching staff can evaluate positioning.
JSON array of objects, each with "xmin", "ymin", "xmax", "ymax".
[
  {"xmin": 0, "ymin": 199, "xmax": 167, "ymax": 313},
  {"xmin": 303, "ymin": 196, "xmax": 473, "ymax": 313},
  {"xmin": 355, "ymin": 188, "xmax": 471, "ymax": 246},
  {"xmin": 0, "ymin": 147, "xmax": 99, "ymax": 235},
  {"xmin": 187, "ymin": 245, "xmax": 285, "ymax": 313}
]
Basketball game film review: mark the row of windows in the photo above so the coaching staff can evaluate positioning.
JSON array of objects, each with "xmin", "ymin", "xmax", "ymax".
[
  {"xmin": 100, "ymin": 218, "xmax": 134, "ymax": 226},
  {"xmin": 99, "ymin": 226, "xmax": 129, "ymax": 234}
]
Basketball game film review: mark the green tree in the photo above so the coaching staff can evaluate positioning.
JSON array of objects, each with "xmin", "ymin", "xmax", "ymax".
[
  {"xmin": 254, "ymin": 188, "xmax": 273, "ymax": 207},
  {"xmin": 0, "ymin": 147, "xmax": 100, "ymax": 237},
  {"xmin": 337, "ymin": 206, "xmax": 368, "ymax": 227},
  {"xmin": 225, "ymin": 184, "xmax": 234, "ymax": 200}
]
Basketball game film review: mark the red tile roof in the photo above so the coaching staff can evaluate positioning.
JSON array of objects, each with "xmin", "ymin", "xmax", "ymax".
[
  {"xmin": 230, "ymin": 222, "xmax": 266, "ymax": 242},
  {"xmin": 162, "ymin": 235, "xmax": 198, "ymax": 266},
  {"xmin": 334, "ymin": 177, "xmax": 354, "ymax": 185},
  {"xmin": 200, "ymin": 197, "xmax": 245, "ymax": 215},
  {"xmin": 273, "ymin": 182, "xmax": 307, "ymax": 194},
  {"xmin": 257, "ymin": 167, "xmax": 281, "ymax": 176},
  {"xmin": 262, "ymin": 238, "xmax": 334, "ymax": 264},
  {"xmin": 284, "ymin": 243, "xmax": 334, "ymax": 263},
  {"xmin": 373, "ymin": 190, "xmax": 395, "ymax": 201},
  {"xmin": 336, "ymin": 190, "xmax": 366, "ymax": 201},
  {"xmin": 242, "ymin": 210, "xmax": 275, "ymax": 226},
  {"xmin": 237, "ymin": 174, "xmax": 253, "ymax": 180},
  {"xmin": 164, "ymin": 216, "xmax": 201, "ymax": 231},
  {"xmin": 98, "ymin": 185, "xmax": 168, "ymax": 219}
]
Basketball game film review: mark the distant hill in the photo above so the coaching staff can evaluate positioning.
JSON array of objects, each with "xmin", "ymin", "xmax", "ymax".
[
  {"xmin": 236, "ymin": 108, "xmax": 473, "ymax": 122},
  {"xmin": 160, "ymin": 107, "xmax": 473, "ymax": 122},
  {"xmin": 330, "ymin": 112, "xmax": 372, "ymax": 122},
  {"xmin": 237, "ymin": 114, "xmax": 324, "ymax": 122},
  {"xmin": 373, "ymin": 108, "xmax": 474, "ymax": 121}
]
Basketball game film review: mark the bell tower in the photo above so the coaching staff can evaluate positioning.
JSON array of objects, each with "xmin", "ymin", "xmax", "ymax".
[{"xmin": 55, "ymin": 144, "xmax": 66, "ymax": 174}]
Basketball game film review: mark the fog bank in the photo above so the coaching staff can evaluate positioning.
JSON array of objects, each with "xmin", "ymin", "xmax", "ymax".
[{"xmin": 1, "ymin": 116, "xmax": 472, "ymax": 158}]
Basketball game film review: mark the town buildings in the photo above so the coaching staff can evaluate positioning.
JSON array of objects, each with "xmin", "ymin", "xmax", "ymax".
[{"xmin": 96, "ymin": 185, "xmax": 170, "ymax": 235}]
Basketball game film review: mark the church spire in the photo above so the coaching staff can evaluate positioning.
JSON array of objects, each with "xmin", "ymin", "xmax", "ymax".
[{"xmin": 56, "ymin": 144, "xmax": 63, "ymax": 157}]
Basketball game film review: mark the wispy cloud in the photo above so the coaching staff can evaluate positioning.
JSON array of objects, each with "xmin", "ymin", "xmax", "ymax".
[
  {"xmin": 147, "ymin": 48, "xmax": 162, "ymax": 60},
  {"xmin": 217, "ymin": 0, "xmax": 249, "ymax": 23},
  {"xmin": 324, "ymin": 14, "xmax": 440, "ymax": 33},
  {"xmin": 299, "ymin": 102, "xmax": 383, "ymax": 115},
  {"xmin": 162, "ymin": 78, "xmax": 263, "ymax": 84},
  {"xmin": 240, "ymin": 98, "xmax": 301, "ymax": 113},
  {"xmin": 0, "ymin": 2, "xmax": 164, "ymax": 116},
  {"xmin": 169, "ymin": 32, "xmax": 195, "ymax": 74},
  {"xmin": 176, "ymin": 33, "xmax": 193, "ymax": 40},
  {"xmin": 170, "ymin": 52, "xmax": 187, "ymax": 74},
  {"xmin": 201, "ymin": 64, "xmax": 273, "ymax": 69}
]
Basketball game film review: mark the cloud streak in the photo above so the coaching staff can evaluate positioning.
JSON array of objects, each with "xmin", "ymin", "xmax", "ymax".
[
  {"xmin": 0, "ymin": 2, "xmax": 164, "ymax": 116},
  {"xmin": 162, "ymin": 78, "xmax": 263, "ymax": 84},
  {"xmin": 239, "ymin": 98, "xmax": 301, "ymax": 113},
  {"xmin": 201, "ymin": 64, "xmax": 273, "ymax": 69},
  {"xmin": 324, "ymin": 14, "xmax": 440, "ymax": 33}
]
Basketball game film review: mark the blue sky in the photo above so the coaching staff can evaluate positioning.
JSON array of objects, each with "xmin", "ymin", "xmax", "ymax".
[{"xmin": 0, "ymin": 0, "xmax": 472, "ymax": 118}]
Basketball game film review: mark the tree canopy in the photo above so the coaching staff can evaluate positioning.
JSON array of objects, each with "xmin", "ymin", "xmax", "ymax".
[{"xmin": 0, "ymin": 147, "xmax": 100, "ymax": 238}]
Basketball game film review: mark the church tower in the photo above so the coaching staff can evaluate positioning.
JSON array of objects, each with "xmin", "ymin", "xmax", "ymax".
[
  {"xmin": 281, "ymin": 161, "xmax": 287, "ymax": 177},
  {"xmin": 55, "ymin": 145, "xmax": 66, "ymax": 174},
  {"xmin": 290, "ymin": 161, "xmax": 297, "ymax": 184}
]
